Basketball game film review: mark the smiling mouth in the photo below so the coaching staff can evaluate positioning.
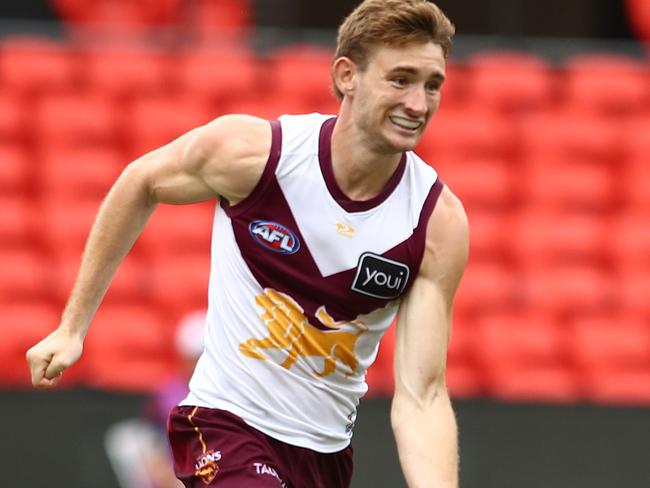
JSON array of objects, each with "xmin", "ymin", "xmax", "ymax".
[{"xmin": 389, "ymin": 116, "xmax": 423, "ymax": 131}]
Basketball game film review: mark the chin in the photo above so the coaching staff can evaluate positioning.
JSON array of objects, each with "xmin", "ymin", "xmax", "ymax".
[{"xmin": 388, "ymin": 134, "xmax": 421, "ymax": 153}]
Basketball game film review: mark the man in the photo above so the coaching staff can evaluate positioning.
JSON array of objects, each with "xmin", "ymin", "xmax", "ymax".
[{"xmin": 27, "ymin": 1, "xmax": 467, "ymax": 486}]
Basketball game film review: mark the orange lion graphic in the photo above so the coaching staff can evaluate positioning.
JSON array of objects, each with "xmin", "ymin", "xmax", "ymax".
[{"xmin": 239, "ymin": 289, "xmax": 367, "ymax": 377}]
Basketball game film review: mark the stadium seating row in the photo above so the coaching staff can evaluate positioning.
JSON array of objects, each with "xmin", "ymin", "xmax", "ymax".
[
  {"xmin": 3, "ymin": 301, "xmax": 649, "ymax": 406},
  {"xmin": 1, "ymin": 38, "xmax": 649, "ymax": 116},
  {"xmin": 1, "ymin": 39, "xmax": 649, "ymax": 406}
]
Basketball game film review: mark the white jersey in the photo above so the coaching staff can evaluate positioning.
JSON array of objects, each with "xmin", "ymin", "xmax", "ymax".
[{"xmin": 182, "ymin": 113, "xmax": 443, "ymax": 453}]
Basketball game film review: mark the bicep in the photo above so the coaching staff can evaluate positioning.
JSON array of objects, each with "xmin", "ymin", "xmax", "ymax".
[
  {"xmin": 394, "ymin": 277, "xmax": 451, "ymax": 404},
  {"xmin": 128, "ymin": 115, "xmax": 271, "ymax": 205}
]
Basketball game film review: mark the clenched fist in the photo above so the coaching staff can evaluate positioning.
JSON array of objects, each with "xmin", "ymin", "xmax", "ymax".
[{"xmin": 26, "ymin": 328, "xmax": 84, "ymax": 388}]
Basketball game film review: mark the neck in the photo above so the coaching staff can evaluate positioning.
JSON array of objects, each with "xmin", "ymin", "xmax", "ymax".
[{"xmin": 330, "ymin": 111, "xmax": 403, "ymax": 202}]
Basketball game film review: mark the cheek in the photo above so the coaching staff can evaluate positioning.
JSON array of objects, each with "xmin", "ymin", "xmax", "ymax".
[{"xmin": 428, "ymin": 95, "xmax": 441, "ymax": 115}]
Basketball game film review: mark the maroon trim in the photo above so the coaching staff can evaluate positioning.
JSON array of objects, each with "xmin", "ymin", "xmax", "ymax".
[
  {"xmin": 407, "ymin": 178, "xmax": 445, "ymax": 275},
  {"xmin": 318, "ymin": 117, "xmax": 407, "ymax": 213},
  {"xmin": 222, "ymin": 120, "xmax": 282, "ymax": 218}
]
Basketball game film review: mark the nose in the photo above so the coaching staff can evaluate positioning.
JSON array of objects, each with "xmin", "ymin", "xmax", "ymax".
[{"xmin": 403, "ymin": 85, "xmax": 429, "ymax": 116}]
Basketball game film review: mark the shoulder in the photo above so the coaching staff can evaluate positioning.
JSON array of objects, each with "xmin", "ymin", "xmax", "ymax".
[
  {"xmin": 186, "ymin": 114, "xmax": 274, "ymax": 203},
  {"xmin": 420, "ymin": 186, "xmax": 469, "ymax": 286},
  {"xmin": 187, "ymin": 114, "xmax": 272, "ymax": 164}
]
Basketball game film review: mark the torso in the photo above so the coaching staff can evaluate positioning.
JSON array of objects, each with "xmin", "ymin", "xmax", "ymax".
[{"xmin": 182, "ymin": 113, "xmax": 443, "ymax": 452}]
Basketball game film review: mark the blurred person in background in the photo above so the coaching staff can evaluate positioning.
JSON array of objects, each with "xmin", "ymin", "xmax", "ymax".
[
  {"xmin": 26, "ymin": 0, "xmax": 468, "ymax": 486},
  {"xmin": 105, "ymin": 310, "xmax": 206, "ymax": 488}
]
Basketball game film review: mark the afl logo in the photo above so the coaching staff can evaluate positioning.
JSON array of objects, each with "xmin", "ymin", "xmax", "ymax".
[{"xmin": 249, "ymin": 220, "xmax": 301, "ymax": 255}]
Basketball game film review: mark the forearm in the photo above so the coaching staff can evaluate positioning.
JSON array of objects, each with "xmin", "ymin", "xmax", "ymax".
[
  {"xmin": 60, "ymin": 163, "xmax": 157, "ymax": 337},
  {"xmin": 391, "ymin": 388, "xmax": 458, "ymax": 488}
]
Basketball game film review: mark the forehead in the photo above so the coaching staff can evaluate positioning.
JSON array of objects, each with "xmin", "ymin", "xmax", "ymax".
[{"xmin": 366, "ymin": 42, "xmax": 446, "ymax": 76}]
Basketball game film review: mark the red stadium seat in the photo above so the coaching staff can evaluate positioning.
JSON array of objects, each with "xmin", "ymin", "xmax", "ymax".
[
  {"xmin": 465, "ymin": 50, "xmax": 555, "ymax": 114},
  {"xmin": 465, "ymin": 208, "xmax": 510, "ymax": 262},
  {"xmin": 418, "ymin": 106, "xmax": 514, "ymax": 161},
  {"xmin": 59, "ymin": 2, "xmax": 184, "ymax": 45},
  {"xmin": 522, "ymin": 263, "xmax": 613, "ymax": 315},
  {"xmin": 437, "ymin": 61, "xmax": 469, "ymax": 109},
  {"xmin": 569, "ymin": 314, "xmax": 649, "ymax": 371},
  {"xmin": 521, "ymin": 157, "xmax": 615, "ymax": 212},
  {"xmin": 33, "ymin": 92, "xmax": 120, "ymax": 150},
  {"xmin": 41, "ymin": 199, "xmax": 101, "ymax": 259},
  {"xmin": 446, "ymin": 360, "xmax": 484, "ymax": 399},
  {"xmin": 0, "ymin": 250, "xmax": 49, "ymax": 303},
  {"xmin": 176, "ymin": 47, "xmax": 259, "ymax": 109},
  {"xmin": 584, "ymin": 368, "xmax": 650, "ymax": 406},
  {"xmin": 40, "ymin": 147, "xmax": 123, "ymax": 201},
  {"xmin": 0, "ymin": 144, "xmax": 31, "ymax": 194},
  {"xmin": 0, "ymin": 37, "xmax": 78, "ymax": 97},
  {"xmin": 485, "ymin": 363, "xmax": 580, "ymax": 403},
  {"xmin": 0, "ymin": 303, "xmax": 60, "ymax": 386},
  {"xmin": 84, "ymin": 304, "xmax": 176, "ymax": 391},
  {"xmin": 562, "ymin": 54, "xmax": 650, "ymax": 116},
  {"xmin": 607, "ymin": 212, "xmax": 650, "ymax": 272},
  {"xmin": 124, "ymin": 95, "xmax": 214, "ymax": 158},
  {"xmin": 453, "ymin": 261, "xmax": 516, "ymax": 314},
  {"xmin": 0, "ymin": 94, "xmax": 28, "ymax": 144},
  {"xmin": 519, "ymin": 110, "xmax": 622, "ymax": 165},
  {"xmin": 192, "ymin": 0, "xmax": 252, "ymax": 42},
  {"xmin": 149, "ymin": 253, "xmax": 211, "ymax": 317},
  {"xmin": 81, "ymin": 47, "xmax": 171, "ymax": 100},
  {"xmin": 475, "ymin": 311, "xmax": 564, "ymax": 368},
  {"xmin": 435, "ymin": 155, "xmax": 516, "ymax": 210},
  {"xmin": 446, "ymin": 314, "xmax": 484, "ymax": 398},
  {"xmin": 508, "ymin": 210, "xmax": 608, "ymax": 267},
  {"xmin": 139, "ymin": 202, "xmax": 215, "ymax": 259},
  {"xmin": 0, "ymin": 196, "xmax": 38, "ymax": 248},
  {"xmin": 621, "ymin": 151, "xmax": 650, "ymax": 210},
  {"xmin": 51, "ymin": 0, "xmax": 181, "ymax": 26},
  {"xmin": 615, "ymin": 271, "xmax": 650, "ymax": 316},
  {"xmin": 621, "ymin": 115, "xmax": 650, "ymax": 160},
  {"xmin": 270, "ymin": 45, "xmax": 337, "ymax": 111},
  {"xmin": 447, "ymin": 316, "xmax": 477, "ymax": 365},
  {"xmin": 475, "ymin": 311, "xmax": 576, "ymax": 401}
]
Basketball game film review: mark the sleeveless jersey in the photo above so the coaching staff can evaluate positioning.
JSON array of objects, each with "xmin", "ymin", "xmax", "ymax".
[{"xmin": 181, "ymin": 113, "xmax": 443, "ymax": 453}]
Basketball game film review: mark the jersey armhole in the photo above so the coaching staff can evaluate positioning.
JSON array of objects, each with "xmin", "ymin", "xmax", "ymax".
[
  {"xmin": 220, "ymin": 120, "xmax": 282, "ymax": 218},
  {"xmin": 409, "ymin": 177, "xmax": 445, "ymax": 275}
]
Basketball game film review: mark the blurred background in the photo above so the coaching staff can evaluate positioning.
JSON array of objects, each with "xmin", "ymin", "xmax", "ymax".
[{"xmin": 1, "ymin": 0, "xmax": 649, "ymax": 487}]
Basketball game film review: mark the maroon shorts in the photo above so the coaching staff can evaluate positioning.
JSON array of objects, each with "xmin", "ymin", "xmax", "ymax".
[{"xmin": 167, "ymin": 405, "xmax": 354, "ymax": 488}]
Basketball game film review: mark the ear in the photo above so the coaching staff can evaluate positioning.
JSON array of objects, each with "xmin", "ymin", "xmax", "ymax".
[{"xmin": 332, "ymin": 57, "xmax": 358, "ymax": 98}]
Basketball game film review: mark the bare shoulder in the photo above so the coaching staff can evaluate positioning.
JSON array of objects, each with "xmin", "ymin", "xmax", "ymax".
[
  {"xmin": 421, "ymin": 186, "xmax": 469, "ymax": 288},
  {"xmin": 187, "ymin": 114, "xmax": 273, "ymax": 203}
]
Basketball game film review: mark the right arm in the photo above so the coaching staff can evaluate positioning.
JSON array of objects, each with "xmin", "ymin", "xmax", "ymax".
[{"xmin": 26, "ymin": 115, "xmax": 272, "ymax": 388}]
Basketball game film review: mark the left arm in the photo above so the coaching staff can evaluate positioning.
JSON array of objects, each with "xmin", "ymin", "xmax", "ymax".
[{"xmin": 391, "ymin": 187, "xmax": 469, "ymax": 488}]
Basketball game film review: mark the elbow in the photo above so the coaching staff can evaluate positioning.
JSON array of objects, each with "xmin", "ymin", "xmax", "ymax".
[
  {"xmin": 392, "ymin": 376, "xmax": 449, "ymax": 418},
  {"xmin": 119, "ymin": 158, "xmax": 158, "ymax": 208}
]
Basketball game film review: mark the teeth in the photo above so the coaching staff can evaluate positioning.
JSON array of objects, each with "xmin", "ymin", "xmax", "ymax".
[{"xmin": 390, "ymin": 116, "xmax": 422, "ymax": 130}]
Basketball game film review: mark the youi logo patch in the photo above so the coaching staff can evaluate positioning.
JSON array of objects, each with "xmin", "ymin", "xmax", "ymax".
[
  {"xmin": 351, "ymin": 253, "xmax": 410, "ymax": 300},
  {"xmin": 249, "ymin": 220, "xmax": 301, "ymax": 255}
]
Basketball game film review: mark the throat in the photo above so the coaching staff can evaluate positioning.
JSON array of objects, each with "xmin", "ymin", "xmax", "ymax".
[{"xmin": 332, "ymin": 154, "xmax": 404, "ymax": 202}]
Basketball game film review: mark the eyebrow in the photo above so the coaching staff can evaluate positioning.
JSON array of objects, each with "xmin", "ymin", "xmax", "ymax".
[{"xmin": 388, "ymin": 66, "xmax": 446, "ymax": 82}]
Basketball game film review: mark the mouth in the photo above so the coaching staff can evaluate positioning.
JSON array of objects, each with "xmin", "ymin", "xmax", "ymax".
[{"xmin": 389, "ymin": 115, "xmax": 423, "ymax": 132}]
